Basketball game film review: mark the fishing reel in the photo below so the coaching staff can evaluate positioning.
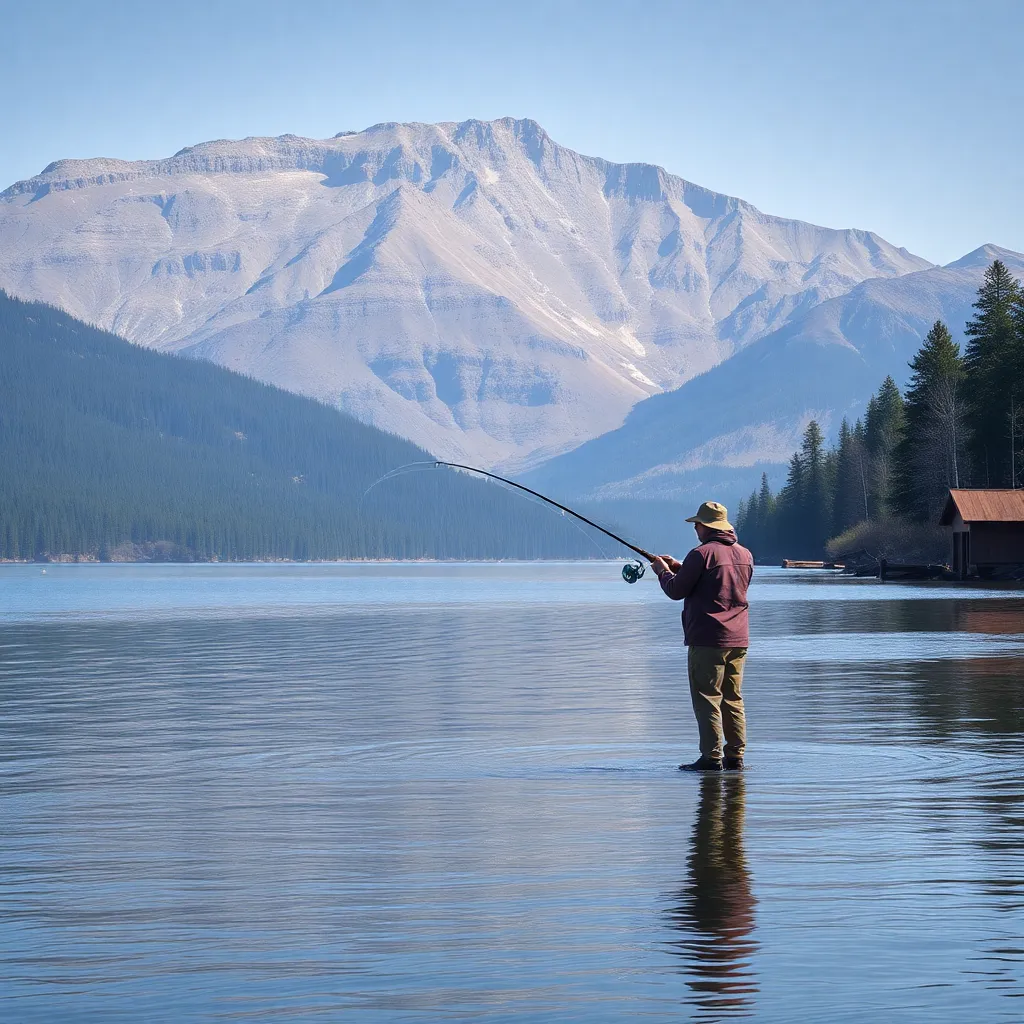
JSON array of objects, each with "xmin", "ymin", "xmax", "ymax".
[{"xmin": 622, "ymin": 560, "xmax": 646, "ymax": 584}]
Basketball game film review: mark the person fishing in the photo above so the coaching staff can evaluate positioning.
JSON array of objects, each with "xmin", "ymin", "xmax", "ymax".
[
  {"xmin": 371, "ymin": 465, "xmax": 752, "ymax": 774},
  {"xmin": 649, "ymin": 502, "xmax": 754, "ymax": 773}
]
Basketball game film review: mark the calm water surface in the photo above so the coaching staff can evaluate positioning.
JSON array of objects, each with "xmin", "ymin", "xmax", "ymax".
[{"xmin": 2, "ymin": 563, "xmax": 1023, "ymax": 1021}]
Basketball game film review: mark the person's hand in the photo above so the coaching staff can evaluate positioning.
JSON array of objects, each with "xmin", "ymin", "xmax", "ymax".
[
  {"xmin": 649, "ymin": 555, "xmax": 670, "ymax": 575},
  {"xmin": 662, "ymin": 554, "xmax": 683, "ymax": 571}
]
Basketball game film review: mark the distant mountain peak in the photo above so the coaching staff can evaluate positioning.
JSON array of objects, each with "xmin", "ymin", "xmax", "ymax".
[
  {"xmin": 944, "ymin": 243, "xmax": 1024, "ymax": 270},
  {"xmin": 524, "ymin": 240, "xmax": 1024, "ymax": 508}
]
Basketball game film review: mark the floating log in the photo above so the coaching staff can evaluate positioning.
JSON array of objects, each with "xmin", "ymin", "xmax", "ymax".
[{"xmin": 781, "ymin": 560, "xmax": 845, "ymax": 569}]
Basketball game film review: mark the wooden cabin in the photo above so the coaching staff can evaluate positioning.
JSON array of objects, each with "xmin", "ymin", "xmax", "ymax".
[{"xmin": 939, "ymin": 489, "xmax": 1024, "ymax": 579}]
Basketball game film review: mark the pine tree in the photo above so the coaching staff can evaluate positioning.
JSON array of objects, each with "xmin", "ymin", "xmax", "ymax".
[
  {"xmin": 832, "ymin": 418, "xmax": 865, "ymax": 535},
  {"xmin": 963, "ymin": 260, "xmax": 1022, "ymax": 487},
  {"xmin": 1009, "ymin": 287, "xmax": 1024, "ymax": 487},
  {"xmin": 757, "ymin": 472, "xmax": 775, "ymax": 535},
  {"xmin": 776, "ymin": 450, "xmax": 804, "ymax": 556},
  {"xmin": 895, "ymin": 321, "xmax": 967, "ymax": 520},
  {"xmin": 864, "ymin": 377, "xmax": 905, "ymax": 517},
  {"xmin": 799, "ymin": 420, "xmax": 832, "ymax": 553},
  {"xmin": 738, "ymin": 471, "xmax": 776, "ymax": 559}
]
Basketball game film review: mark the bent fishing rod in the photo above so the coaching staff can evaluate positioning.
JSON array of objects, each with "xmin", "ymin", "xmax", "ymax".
[{"xmin": 432, "ymin": 461, "xmax": 655, "ymax": 583}]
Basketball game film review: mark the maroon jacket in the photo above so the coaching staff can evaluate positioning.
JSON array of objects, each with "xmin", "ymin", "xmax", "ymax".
[{"xmin": 658, "ymin": 531, "xmax": 753, "ymax": 648}]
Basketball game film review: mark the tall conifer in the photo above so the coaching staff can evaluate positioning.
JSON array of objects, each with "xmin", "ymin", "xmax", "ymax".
[
  {"xmin": 896, "ymin": 321, "xmax": 967, "ymax": 519},
  {"xmin": 832, "ymin": 418, "xmax": 865, "ymax": 535},
  {"xmin": 758, "ymin": 472, "xmax": 775, "ymax": 530},
  {"xmin": 963, "ymin": 260, "xmax": 1022, "ymax": 486},
  {"xmin": 1008, "ymin": 286, "xmax": 1024, "ymax": 487},
  {"xmin": 864, "ymin": 377, "xmax": 905, "ymax": 517},
  {"xmin": 800, "ymin": 421, "xmax": 832, "ymax": 552}
]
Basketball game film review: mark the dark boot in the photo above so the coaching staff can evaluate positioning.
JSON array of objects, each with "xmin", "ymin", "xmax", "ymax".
[
  {"xmin": 724, "ymin": 756, "xmax": 745, "ymax": 771},
  {"xmin": 678, "ymin": 756, "xmax": 723, "ymax": 773}
]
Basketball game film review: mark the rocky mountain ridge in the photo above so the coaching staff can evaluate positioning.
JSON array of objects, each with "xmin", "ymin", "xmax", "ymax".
[{"xmin": 0, "ymin": 118, "xmax": 930, "ymax": 468}]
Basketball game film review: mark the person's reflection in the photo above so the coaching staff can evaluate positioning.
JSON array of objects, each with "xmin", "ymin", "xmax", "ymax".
[{"xmin": 667, "ymin": 774, "xmax": 758, "ymax": 1017}]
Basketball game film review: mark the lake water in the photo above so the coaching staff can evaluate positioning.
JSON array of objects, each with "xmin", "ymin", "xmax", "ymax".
[{"xmin": 2, "ymin": 563, "xmax": 1023, "ymax": 1021}]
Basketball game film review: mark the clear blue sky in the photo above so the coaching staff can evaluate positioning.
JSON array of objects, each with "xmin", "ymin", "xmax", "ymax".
[{"xmin": 2, "ymin": 0, "xmax": 1021, "ymax": 265}]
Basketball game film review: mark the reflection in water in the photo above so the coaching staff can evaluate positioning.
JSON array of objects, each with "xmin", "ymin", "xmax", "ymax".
[{"xmin": 667, "ymin": 776, "xmax": 758, "ymax": 1017}]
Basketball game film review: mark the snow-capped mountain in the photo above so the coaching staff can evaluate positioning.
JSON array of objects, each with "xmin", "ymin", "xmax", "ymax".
[
  {"xmin": 524, "ymin": 244, "xmax": 1024, "ymax": 507},
  {"xmin": 0, "ymin": 118, "xmax": 930, "ymax": 468}
]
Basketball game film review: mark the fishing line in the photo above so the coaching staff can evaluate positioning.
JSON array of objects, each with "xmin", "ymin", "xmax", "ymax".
[
  {"xmin": 362, "ymin": 460, "xmax": 655, "ymax": 581},
  {"xmin": 361, "ymin": 460, "xmax": 439, "ymax": 500},
  {"xmin": 364, "ymin": 460, "xmax": 609, "ymax": 557},
  {"xmin": 432, "ymin": 462, "xmax": 654, "ymax": 561},
  {"xmin": 503, "ymin": 486, "xmax": 614, "ymax": 561}
]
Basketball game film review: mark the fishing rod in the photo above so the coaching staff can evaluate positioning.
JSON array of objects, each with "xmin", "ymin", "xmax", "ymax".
[{"xmin": 432, "ymin": 461, "xmax": 655, "ymax": 583}]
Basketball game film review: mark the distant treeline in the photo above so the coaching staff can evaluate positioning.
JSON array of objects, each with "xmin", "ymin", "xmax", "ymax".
[
  {"xmin": 0, "ymin": 290, "xmax": 598, "ymax": 561},
  {"xmin": 737, "ymin": 259, "xmax": 1024, "ymax": 561}
]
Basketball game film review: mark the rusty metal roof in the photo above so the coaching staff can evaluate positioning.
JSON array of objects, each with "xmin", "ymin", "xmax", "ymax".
[{"xmin": 940, "ymin": 489, "xmax": 1024, "ymax": 524}]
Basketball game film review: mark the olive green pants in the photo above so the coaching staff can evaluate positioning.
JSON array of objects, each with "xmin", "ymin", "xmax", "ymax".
[{"xmin": 687, "ymin": 646, "xmax": 748, "ymax": 760}]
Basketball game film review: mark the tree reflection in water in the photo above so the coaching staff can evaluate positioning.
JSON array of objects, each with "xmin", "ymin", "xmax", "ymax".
[{"xmin": 667, "ymin": 775, "xmax": 758, "ymax": 1017}]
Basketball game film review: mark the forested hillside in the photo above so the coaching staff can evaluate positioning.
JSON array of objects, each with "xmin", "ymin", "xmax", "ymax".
[
  {"xmin": 736, "ymin": 259, "xmax": 1024, "ymax": 563},
  {"xmin": 0, "ymin": 291, "xmax": 598, "ymax": 561}
]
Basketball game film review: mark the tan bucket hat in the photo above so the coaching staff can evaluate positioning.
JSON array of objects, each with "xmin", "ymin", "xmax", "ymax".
[{"xmin": 685, "ymin": 501, "xmax": 734, "ymax": 532}]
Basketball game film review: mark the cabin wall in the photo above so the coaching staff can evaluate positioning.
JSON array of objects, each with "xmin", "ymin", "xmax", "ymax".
[
  {"xmin": 970, "ymin": 524, "xmax": 1024, "ymax": 565},
  {"xmin": 949, "ymin": 512, "xmax": 969, "ymax": 576}
]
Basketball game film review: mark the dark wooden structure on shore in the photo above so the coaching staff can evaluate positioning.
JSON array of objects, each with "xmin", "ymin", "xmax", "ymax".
[{"xmin": 940, "ymin": 489, "xmax": 1024, "ymax": 579}]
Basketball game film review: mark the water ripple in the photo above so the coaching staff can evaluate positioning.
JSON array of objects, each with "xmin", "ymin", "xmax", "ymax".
[{"xmin": 1, "ymin": 564, "xmax": 1023, "ymax": 1021}]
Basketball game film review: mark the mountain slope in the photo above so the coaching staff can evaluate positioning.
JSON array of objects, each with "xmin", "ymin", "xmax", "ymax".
[
  {"xmin": 525, "ymin": 245, "xmax": 1024, "ymax": 509},
  {"xmin": 0, "ymin": 290, "xmax": 599, "ymax": 561},
  {"xmin": 0, "ymin": 118, "xmax": 930, "ymax": 469}
]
